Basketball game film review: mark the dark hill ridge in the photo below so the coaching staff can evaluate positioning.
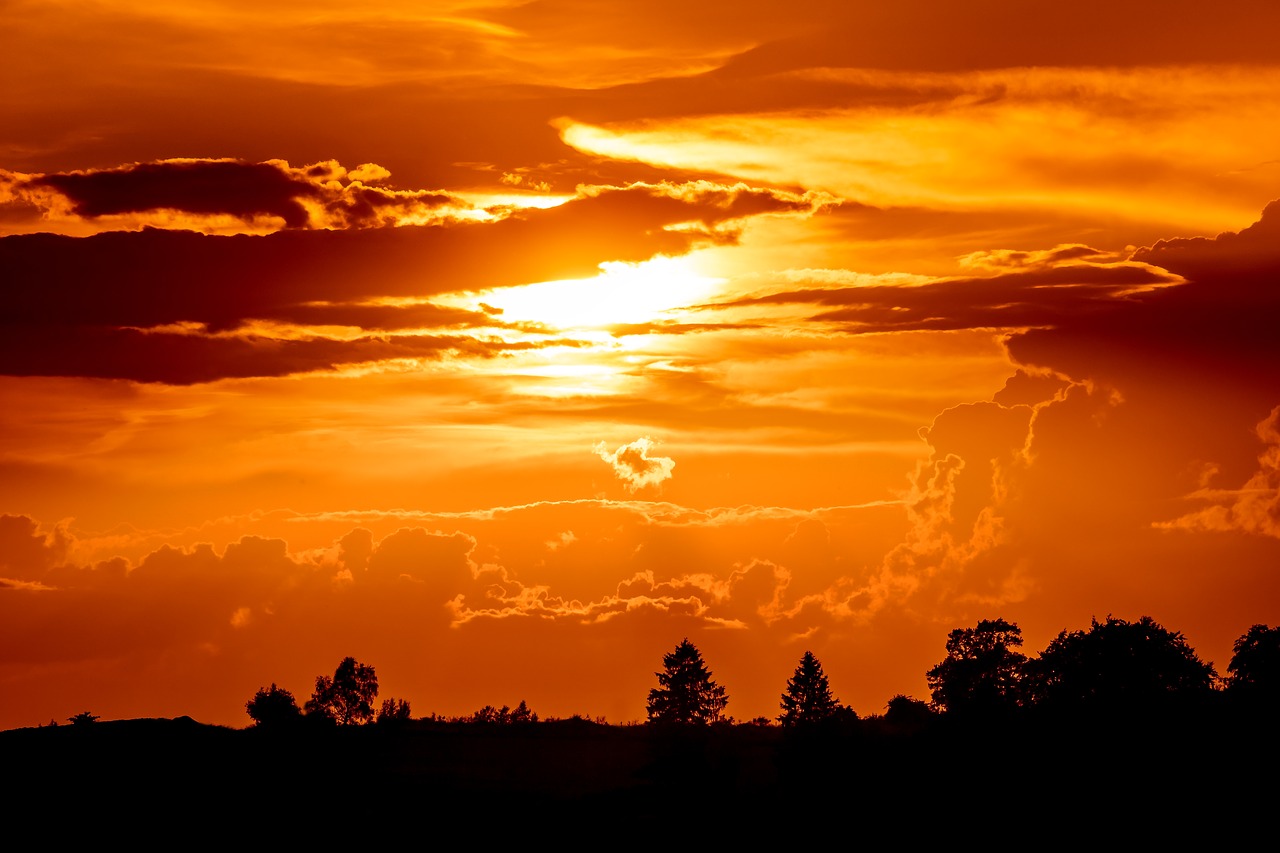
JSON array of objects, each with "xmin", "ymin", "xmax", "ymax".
[{"xmin": 4, "ymin": 711, "xmax": 1274, "ymax": 841}]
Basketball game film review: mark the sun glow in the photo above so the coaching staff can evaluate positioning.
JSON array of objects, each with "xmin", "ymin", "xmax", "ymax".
[{"xmin": 476, "ymin": 256, "xmax": 725, "ymax": 329}]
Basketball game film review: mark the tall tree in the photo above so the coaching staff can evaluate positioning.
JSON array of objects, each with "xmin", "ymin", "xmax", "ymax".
[
  {"xmin": 1226, "ymin": 624, "xmax": 1280, "ymax": 702},
  {"xmin": 779, "ymin": 651, "xmax": 840, "ymax": 726},
  {"xmin": 305, "ymin": 657, "xmax": 379, "ymax": 725},
  {"xmin": 646, "ymin": 639, "xmax": 728, "ymax": 725},
  {"xmin": 1025, "ymin": 615, "xmax": 1216, "ymax": 710},
  {"xmin": 926, "ymin": 618, "xmax": 1026, "ymax": 716}
]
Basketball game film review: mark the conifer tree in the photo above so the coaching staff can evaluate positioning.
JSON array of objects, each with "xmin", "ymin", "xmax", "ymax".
[
  {"xmin": 779, "ymin": 651, "xmax": 840, "ymax": 726},
  {"xmin": 646, "ymin": 639, "xmax": 728, "ymax": 724}
]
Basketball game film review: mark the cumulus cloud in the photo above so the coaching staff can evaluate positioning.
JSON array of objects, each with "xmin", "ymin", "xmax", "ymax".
[
  {"xmin": 1007, "ymin": 200, "xmax": 1280, "ymax": 392},
  {"xmin": 593, "ymin": 436, "xmax": 676, "ymax": 492},
  {"xmin": 1159, "ymin": 406, "xmax": 1280, "ymax": 538},
  {"xmin": 0, "ymin": 500, "xmax": 905, "ymax": 725},
  {"xmin": 1131, "ymin": 199, "xmax": 1280, "ymax": 280}
]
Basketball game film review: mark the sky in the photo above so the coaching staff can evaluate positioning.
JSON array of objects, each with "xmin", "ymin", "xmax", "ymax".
[{"xmin": 2, "ymin": 0, "xmax": 1279, "ymax": 728}]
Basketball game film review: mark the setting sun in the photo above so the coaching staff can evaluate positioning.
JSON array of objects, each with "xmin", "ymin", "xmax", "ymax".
[{"xmin": 472, "ymin": 255, "xmax": 725, "ymax": 329}]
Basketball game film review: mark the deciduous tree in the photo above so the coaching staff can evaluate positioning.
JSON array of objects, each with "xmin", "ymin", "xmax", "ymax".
[
  {"xmin": 305, "ymin": 657, "xmax": 378, "ymax": 725},
  {"xmin": 1226, "ymin": 623, "xmax": 1280, "ymax": 702},
  {"xmin": 926, "ymin": 618, "xmax": 1026, "ymax": 716},
  {"xmin": 1025, "ymin": 615, "xmax": 1215, "ymax": 710},
  {"xmin": 246, "ymin": 683, "xmax": 302, "ymax": 727},
  {"xmin": 646, "ymin": 639, "xmax": 728, "ymax": 725}
]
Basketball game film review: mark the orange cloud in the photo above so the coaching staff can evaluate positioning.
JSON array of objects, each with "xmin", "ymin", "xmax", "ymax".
[
  {"xmin": 2, "ymin": 159, "xmax": 477, "ymax": 236},
  {"xmin": 0, "ymin": 177, "xmax": 823, "ymax": 383},
  {"xmin": 1159, "ymin": 406, "xmax": 1280, "ymax": 538},
  {"xmin": 594, "ymin": 437, "xmax": 676, "ymax": 493}
]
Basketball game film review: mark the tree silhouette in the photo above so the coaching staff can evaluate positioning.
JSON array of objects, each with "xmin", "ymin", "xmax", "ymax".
[
  {"xmin": 305, "ymin": 657, "xmax": 379, "ymax": 725},
  {"xmin": 779, "ymin": 651, "xmax": 841, "ymax": 726},
  {"xmin": 468, "ymin": 700, "xmax": 538, "ymax": 724},
  {"xmin": 1025, "ymin": 615, "xmax": 1216, "ymax": 710},
  {"xmin": 68, "ymin": 711, "xmax": 99, "ymax": 726},
  {"xmin": 646, "ymin": 639, "xmax": 728, "ymax": 725},
  {"xmin": 376, "ymin": 697, "xmax": 412, "ymax": 726},
  {"xmin": 884, "ymin": 694, "xmax": 934, "ymax": 728},
  {"xmin": 472, "ymin": 704, "xmax": 509, "ymax": 724},
  {"xmin": 246, "ymin": 683, "xmax": 302, "ymax": 727},
  {"xmin": 1226, "ymin": 624, "xmax": 1280, "ymax": 702},
  {"xmin": 926, "ymin": 618, "xmax": 1026, "ymax": 716}
]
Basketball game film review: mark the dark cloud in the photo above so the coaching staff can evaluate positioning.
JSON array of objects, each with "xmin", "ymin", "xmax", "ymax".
[
  {"xmin": 992, "ymin": 369, "xmax": 1069, "ymax": 407},
  {"xmin": 0, "ymin": 180, "xmax": 817, "ymax": 382},
  {"xmin": 723, "ymin": 258, "xmax": 1179, "ymax": 333},
  {"xmin": 1008, "ymin": 200, "xmax": 1280, "ymax": 393},
  {"xmin": 31, "ymin": 160, "xmax": 317, "ymax": 227},
  {"xmin": 0, "ymin": 326, "xmax": 588, "ymax": 385},
  {"xmin": 1131, "ymin": 199, "xmax": 1280, "ymax": 281},
  {"xmin": 16, "ymin": 159, "xmax": 459, "ymax": 230}
]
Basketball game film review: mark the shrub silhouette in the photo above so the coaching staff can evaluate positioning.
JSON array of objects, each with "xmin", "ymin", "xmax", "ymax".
[
  {"xmin": 884, "ymin": 694, "xmax": 934, "ymax": 728},
  {"xmin": 376, "ymin": 698, "xmax": 412, "ymax": 726},
  {"xmin": 470, "ymin": 700, "xmax": 538, "ymax": 724},
  {"xmin": 245, "ymin": 683, "xmax": 302, "ymax": 727}
]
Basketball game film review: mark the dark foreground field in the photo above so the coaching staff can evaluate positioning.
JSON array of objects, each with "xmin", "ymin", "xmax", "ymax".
[{"xmin": 4, "ymin": 710, "xmax": 1275, "ymax": 842}]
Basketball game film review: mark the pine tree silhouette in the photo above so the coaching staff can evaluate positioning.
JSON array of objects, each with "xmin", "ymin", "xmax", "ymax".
[
  {"xmin": 646, "ymin": 639, "xmax": 728, "ymax": 724},
  {"xmin": 779, "ymin": 651, "xmax": 840, "ymax": 726}
]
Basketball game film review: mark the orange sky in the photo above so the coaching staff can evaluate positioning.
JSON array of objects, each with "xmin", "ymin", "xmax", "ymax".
[{"xmin": 3, "ymin": 0, "xmax": 1280, "ymax": 728}]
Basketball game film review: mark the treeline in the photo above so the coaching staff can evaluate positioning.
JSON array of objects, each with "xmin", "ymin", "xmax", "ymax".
[{"xmin": 228, "ymin": 616, "xmax": 1278, "ymax": 731}]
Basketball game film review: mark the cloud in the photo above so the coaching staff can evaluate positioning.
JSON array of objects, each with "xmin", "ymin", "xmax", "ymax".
[
  {"xmin": 593, "ymin": 437, "xmax": 676, "ymax": 493},
  {"xmin": 0, "ymin": 325, "xmax": 589, "ymax": 385},
  {"xmin": 0, "ymin": 513, "xmax": 71, "ymax": 580},
  {"xmin": 717, "ymin": 248, "xmax": 1181, "ymax": 334},
  {"xmin": 6, "ymin": 159, "xmax": 464, "ymax": 234},
  {"xmin": 0, "ymin": 178, "xmax": 821, "ymax": 383},
  {"xmin": 0, "ymin": 500, "xmax": 909, "ymax": 724},
  {"xmin": 1131, "ymin": 199, "xmax": 1280, "ymax": 281},
  {"xmin": 768, "ymin": 201, "xmax": 1280, "ymax": 663},
  {"xmin": 1006, "ymin": 200, "xmax": 1280, "ymax": 396},
  {"xmin": 1158, "ymin": 406, "xmax": 1280, "ymax": 538}
]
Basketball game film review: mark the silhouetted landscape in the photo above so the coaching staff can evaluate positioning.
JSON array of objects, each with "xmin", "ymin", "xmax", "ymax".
[
  {"xmin": 8, "ymin": 11, "xmax": 1280, "ymax": 845},
  {"xmin": 8, "ymin": 618, "xmax": 1276, "ymax": 840}
]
